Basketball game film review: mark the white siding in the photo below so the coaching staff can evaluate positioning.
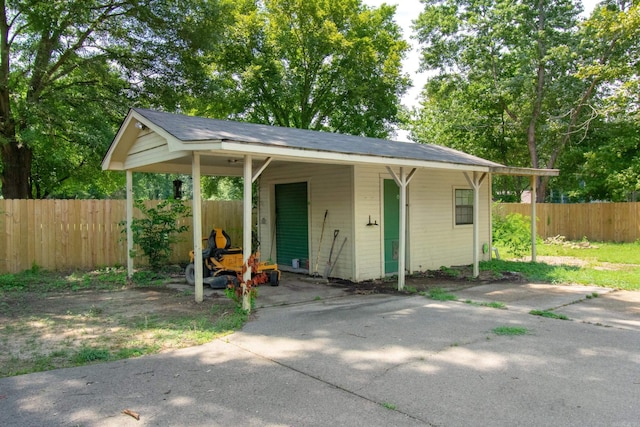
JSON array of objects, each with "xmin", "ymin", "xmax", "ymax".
[
  {"xmin": 258, "ymin": 163, "xmax": 354, "ymax": 280},
  {"xmin": 407, "ymin": 170, "xmax": 492, "ymax": 272},
  {"xmin": 353, "ymin": 165, "xmax": 385, "ymax": 281},
  {"xmin": 353, "ymin": 166, "xmax": 491, "ymax": 282}
]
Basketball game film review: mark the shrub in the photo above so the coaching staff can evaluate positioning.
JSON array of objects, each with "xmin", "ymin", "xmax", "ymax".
[
  {"xmin": 493, "ymin": 211, "xmax": 532, "ymax": 258},
  {"xmin": 121, "ymin": 199, "xmax": 191, "ymax": 270}
]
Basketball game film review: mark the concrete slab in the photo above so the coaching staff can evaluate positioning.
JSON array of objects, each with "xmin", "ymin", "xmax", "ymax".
[
  {"xmin": 167, "ymin": 272, "xmax": 350, "ymax": 307},
  {"xmin": 554, "ymin": 289, "xmax": 640, "ymax": 331},
  {"xmin": 2, "ymin": 283, "xmax": 639, "ymax": 426},
  {"xmin": 453, "ymin": 282, "xmax": 614, "ymax": 313}
]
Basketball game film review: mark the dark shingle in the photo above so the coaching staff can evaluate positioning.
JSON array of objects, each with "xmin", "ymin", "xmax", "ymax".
[{"xmin": 134, "ymin": 108, "xmax": 503, "ymax": 168}]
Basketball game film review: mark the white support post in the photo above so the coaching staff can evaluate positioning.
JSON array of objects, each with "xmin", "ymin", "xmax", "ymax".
[
  {"xmin": 531, "ymin": 176, "xmax": 537, "ymax": 262},
  {"xmin": 243, "ymin": 155, "xmax": 253, "ymax": 311},
  {"xmin": 126, "ymin": 170, "xmax": 134, "ymax": 278},
  {"xmin": 386, "ymin": 166, "xmax": 416, "ymax": 291},
  {"xmin": 464, "ymin": 171, "xmax": 487, "ymax": 278},
  {"xmin": 192, "ymin": 153, "xmax": 203, "ymax": 303}
]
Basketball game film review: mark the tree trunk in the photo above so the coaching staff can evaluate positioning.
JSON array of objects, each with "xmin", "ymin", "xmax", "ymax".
[{"xmin": 1, "ymin": 140, "xmax": 32, "ymax": 199}]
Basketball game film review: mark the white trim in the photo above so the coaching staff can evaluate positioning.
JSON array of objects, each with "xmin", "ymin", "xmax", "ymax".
[
  {"xmin": 243, "ymin": 155, "xmax": 252, "ymax": 311},
  {"xmin": 126, "ymin": 170, "xmax": 133, "ymax": 278},
  {"xmin": 192, "ymin": 152, "xmax": 204, "ymax": 303},
  {"xmin": 219, "ymin": 141, "xmax": 491, "ymax": 172}
]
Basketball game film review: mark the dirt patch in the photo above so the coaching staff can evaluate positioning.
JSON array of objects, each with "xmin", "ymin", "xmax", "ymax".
[
  {"xmin": 0, "ymin": 284, "xmax": 237, "ymax": 377},
  {"xmin": 329, "ymin": 266, "xmax": 526, "ymax": 295}
]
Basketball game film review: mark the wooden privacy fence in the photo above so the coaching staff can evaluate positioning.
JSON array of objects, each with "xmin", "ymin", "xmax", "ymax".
[
  {"xmin": 498, "ymin": 202, "xmax": 640, "ymax": 243},
  {"xmin": 0, "ymin": 199, "xmax": 243, "ymax": 274}
]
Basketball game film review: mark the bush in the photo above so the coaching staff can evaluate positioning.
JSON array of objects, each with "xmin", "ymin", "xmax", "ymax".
[
  {"xmin": 493, "ymin": 211, "xmax": 532, "ymax": 258},
  {"xmin": 121, "ymin": 199, "xmax": 191, "ymax": 270}
]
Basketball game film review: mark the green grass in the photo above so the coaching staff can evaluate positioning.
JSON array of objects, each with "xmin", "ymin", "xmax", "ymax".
[
  {"xmin": 427, "ymin": 288, "xmax": 457, "ymax": 301},
  {"xmin": 529, "ymin": 310, "xmax": 570, "ymax": 320},
  {"xmin": 537, "ymin": 240, "xmax": 640, "ymax": 265},
  {"xmin": 0, "ymin": 266, "xmax": 176, "ymax": 295},
  {"xmin": 380, "ymin": 402, "xmax": 397, "ymax": 411},
  {"xmin": 480, "ymin": 255, "xmax": 640, "ymax": 291},
  {"xmin": 492, "ymin": 326, "xmax": 528, "ymax": 336},
  {"xmin": 464, "ymin": 300, "xmax": 506, "ymax": 309}
]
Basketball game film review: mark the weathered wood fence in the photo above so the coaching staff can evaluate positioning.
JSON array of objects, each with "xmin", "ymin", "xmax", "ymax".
[
  {"xmin": 498, "ymin": 202, "xmax": 640, "ymax": 243},
  {"xmin": 0, "ymin": 199, "xmax": 243, "ymax": 274}
]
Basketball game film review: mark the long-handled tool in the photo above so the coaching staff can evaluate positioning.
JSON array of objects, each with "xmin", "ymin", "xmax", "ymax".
[
  {"xmin": 327, "ymin": 237, "xmax": 347, "ymax": 278},
  {"xmin": 313, "ymin": 210, "xmax": 328, "ymax": 276},
  {"xmin": 323, "ymin": 229, "xmax": 339, "ymax": 279}
]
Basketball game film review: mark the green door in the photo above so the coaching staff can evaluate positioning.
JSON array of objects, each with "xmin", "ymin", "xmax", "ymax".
[
  {"xmin": 275, "ymin": 182, "xmax": 309, "ymax": 268},
  {"xmin": 384, "ymin": 179, "xmax": 400, "ymax": 274}
]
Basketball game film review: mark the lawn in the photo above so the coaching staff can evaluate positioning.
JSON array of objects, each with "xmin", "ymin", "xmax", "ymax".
[
  {"xmin": 0, "ymin": 266, "xmax": 247, "ymax": 378},
  {"xmin": 484, "ymin": 239, "xmax": 640, "ymax": 290}
]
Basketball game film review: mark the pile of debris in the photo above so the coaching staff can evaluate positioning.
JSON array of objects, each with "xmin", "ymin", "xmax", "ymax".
[{"xmin": 544, "ymin": 235, "xmax": 599, "ymax": 249}]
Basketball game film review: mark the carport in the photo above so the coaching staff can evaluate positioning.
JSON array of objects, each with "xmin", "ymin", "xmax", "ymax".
[{"xmin": 102, "ymin": 108, "xmax": 558, "ymax": 309}]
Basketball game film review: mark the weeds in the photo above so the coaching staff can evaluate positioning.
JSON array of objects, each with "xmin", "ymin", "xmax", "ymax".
[
  {"xmin": 529, "ymin": 310, "xmax": 570, "ymax": 320},
  {"xmin": 492, "ymin": 326, "xmax": 528, "ymax": 336},
  {"xmin": 464, "ymin": 300, "xmax": 506, "ymax": 309},
  {"xmin": 427, "ymin": 288, "xmax": 457, "ymax": 301}
]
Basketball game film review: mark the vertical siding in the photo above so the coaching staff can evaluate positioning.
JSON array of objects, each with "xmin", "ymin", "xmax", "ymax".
[
  {"xmin": 353, "ymin": 165, "xmax": 385, "ymax": 281},
  {"xmin": 258, "ymin": 162, "xmax": 354, "ymax": 279}
]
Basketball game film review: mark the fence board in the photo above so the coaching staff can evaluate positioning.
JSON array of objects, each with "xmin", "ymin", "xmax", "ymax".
[
  {"xmin": 500, "ymin": 202, "xmax": 640, "ymax": 243},
  {"xmin": 3, "ymin": 200, "xmax": 639, "ymax": 274},
  {"xmin": 0, "ymin": 199, "xmax": 246, "ymax": 273}
]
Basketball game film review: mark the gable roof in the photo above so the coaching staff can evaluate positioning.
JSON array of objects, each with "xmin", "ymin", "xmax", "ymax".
[{"xmin": 102, "ymin": 108, "xmax": 558, "ymax": 177}]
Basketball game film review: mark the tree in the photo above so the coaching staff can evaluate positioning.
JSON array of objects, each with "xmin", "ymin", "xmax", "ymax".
[
  {"xmin": 209, "ymin": 0, "xmax": 411, "ymax": 138},
  {"xmin": 0, "ymin": 0, "xmax": 236, "ymax": 199},
  {"xmin": 412, "ymin": 0, "xmax": 639, "ymax": 201}
]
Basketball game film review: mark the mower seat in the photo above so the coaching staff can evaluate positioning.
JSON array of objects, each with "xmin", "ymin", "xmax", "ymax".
[{"xmin": 202, "ymin": 228, "xmax": 242, "ymax": 260}]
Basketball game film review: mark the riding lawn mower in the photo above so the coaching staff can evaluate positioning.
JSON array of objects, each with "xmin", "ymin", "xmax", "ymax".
[{"xmin": 185, "ymin": 228, "xmax": 280, "ymax": 289}]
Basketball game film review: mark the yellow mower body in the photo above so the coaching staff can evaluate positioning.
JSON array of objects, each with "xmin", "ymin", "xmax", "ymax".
[{"xmin": 185, "ymin": 228, "xmax": 280, "ymax": 288}]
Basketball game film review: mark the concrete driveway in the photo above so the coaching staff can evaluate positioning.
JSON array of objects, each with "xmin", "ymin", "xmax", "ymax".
[{"xmin": 1, "ymin": 279, "xmax": 639, "ymax": 426}]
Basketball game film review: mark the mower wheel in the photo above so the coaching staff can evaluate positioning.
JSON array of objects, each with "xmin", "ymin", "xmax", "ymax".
[
  {"xmin": 185, "ymin": 263, "xmax": 195, "ymax": 285},
  {"xmin": 184, "ymin": 263, "xmax": 210, "ymax": 286}
]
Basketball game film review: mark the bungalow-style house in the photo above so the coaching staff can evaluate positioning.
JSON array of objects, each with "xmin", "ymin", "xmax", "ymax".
[{"xmin": 102, "ymin": 108, "xmax": 558, "ymax": 303}]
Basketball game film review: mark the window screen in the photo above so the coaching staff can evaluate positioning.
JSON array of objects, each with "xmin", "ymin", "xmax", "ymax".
[{"xmin": 455, "ymin": 189, "xmax": 474, "ymax": 225}]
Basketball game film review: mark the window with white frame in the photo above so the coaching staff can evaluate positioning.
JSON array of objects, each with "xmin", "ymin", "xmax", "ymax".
[{"xmin": 455, "ymin": 189, "xmax": 474, "ymax": 225}]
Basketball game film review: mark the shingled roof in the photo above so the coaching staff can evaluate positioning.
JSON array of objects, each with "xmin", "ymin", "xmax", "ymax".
[{"xmin": 132, "ymin": 108, "xmax": 504, "ymax": 169}]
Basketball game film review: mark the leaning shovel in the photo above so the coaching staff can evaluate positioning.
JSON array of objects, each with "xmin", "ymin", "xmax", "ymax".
[
  {"xmin": 327, "ymin": 237, "xmax": 347, "ymax": 278},
  {"xmin": 323, "ymin": 229, "xmax": 339, "ymax": 279}
]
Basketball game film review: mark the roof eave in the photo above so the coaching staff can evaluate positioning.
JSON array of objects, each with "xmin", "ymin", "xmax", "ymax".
[
  {"xmin": 215, "ymin": 141, "xmax": 496, "ymax": 172},
  {"xmin": 491, "ymin": 166, "xmax": 560, "ymax": 177}
]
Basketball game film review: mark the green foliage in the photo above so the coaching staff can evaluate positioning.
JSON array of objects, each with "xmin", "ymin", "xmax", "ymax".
[
  {"xmin": 210, "ymin": 0, "xmax": 410, "ymax": 138},
  {"xmin": 123, "ymin": 199, "xmax": 191, "ymax": 270},
  {"xmin": 538, "ymin": 240, "xmax": 640, "ymax": 264},
  {"xmin": 73, "ymin": 347, "xmax": 111, "ymax": 364},
  {"xmin": 529, "ymin": 310, "xmax": 569, "ymax": 320},
  {"xmin": 492, "ymin": 210, "xmax": 532, "ymax": 258},
  {"xmin": 464, "ymin": 300, "xmax": 506, "ymax": 309},
  {"xmin": 480, "ymin": 258, "xmax": 640, "ymax": 291},
  {"xmin": 411, "ymin": 0, "xmax": 640, "ymax": 201},
  {"xmin": 427, "ymin": 288, "xmax": 457, "ymax": 301},
  {"xmin": 492, "ymin": 326, "xmax": 528, "ymax": 336}
]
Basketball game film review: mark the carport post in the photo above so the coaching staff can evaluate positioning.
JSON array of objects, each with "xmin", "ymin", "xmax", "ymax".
[
  {"xmin": 192, "ymin": 152, "xmax": 204, "ymax": 303},
  {"xmin": 464, "ymin": 172, "xmax": 487, "ymax": 278},
  {"xmin": 531, "ymin": 176, "xmax": 537, "ymax": 262},
  {"xmin": 242, "ymin": 155, "xmax": 252, "ymax": 311},
  {"xmin": 386, "ymin": 166, "xmax": 416, "ymax": 291},
  {"xmin": 126, "ymin": 170, "xmax": 134, "ymax": 278}
]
